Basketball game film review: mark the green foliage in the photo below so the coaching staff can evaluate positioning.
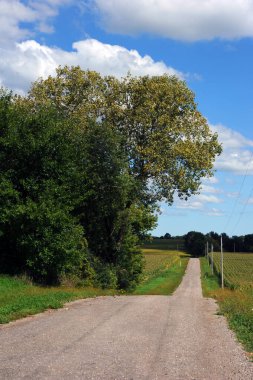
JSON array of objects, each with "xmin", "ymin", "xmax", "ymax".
[
  {"xmin": 143, "ymin": 238, "xmax": 185, "ymax": 250},
  {"xmin": 0, "ymin": 93, "xmax": 89, "ymax": 283},
  {"xmin": 185, "ymin": 231, "xmax": 206, "ymax": 256},
  {"xmin": 205, "ymin": 231, "xmax": 253, "ymax": 253},
  {"xmin": 29, "ymin": 66, "xmax": 222, "ymax": 205},
  {"xmin": 0, "ymin": 90, "xmax": 153, "ymax": 289},
  {"xmin": 0, "ymin": 66, "xmax": 222, "ymax": 290},
  {"xmin": 73, "ymin": 122, "xmax": 150, "ymax": 289}
]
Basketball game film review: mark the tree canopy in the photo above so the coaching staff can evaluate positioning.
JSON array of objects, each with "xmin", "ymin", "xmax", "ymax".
[
  {"xmin": 29, "ymin": 66, "xmax": 222, "ymax": 204},
  {"xmin": 0, "ymin": 67, "xmax": 222, "ymax": 288}
]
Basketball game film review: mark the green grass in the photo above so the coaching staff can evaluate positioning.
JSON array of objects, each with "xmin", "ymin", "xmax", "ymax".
[
  {"xmin": 0, "ymin": 275, "xmax": 116, "ymax": 324},
  {"xmin": 134, "ymin": 249, "xmax": 189, "ymax": 295},
  {"xmin": 200, "ymin": 257, "xmax": 253, "ymax": 355},
  {"xmin": 0, "ymin": 243, "xmax": 189, "ymax": 324},
  {"xmin": 200, "ymin": 257, "xmax": 220, "ymax": 296}
]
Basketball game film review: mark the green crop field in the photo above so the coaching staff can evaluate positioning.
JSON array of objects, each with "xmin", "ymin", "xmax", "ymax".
[
  {"xmin": 209, "ymin": 252, "xmax": 253, "ymax": 288},
  {"xmin": 134, "ymin": 244, "xmax": 189, "ymax": 295}
]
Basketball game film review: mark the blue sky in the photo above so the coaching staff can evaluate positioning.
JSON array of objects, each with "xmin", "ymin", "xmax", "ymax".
[{"xmin": 1, "ymin": 0, "xmax": 253, "ymax": 237}]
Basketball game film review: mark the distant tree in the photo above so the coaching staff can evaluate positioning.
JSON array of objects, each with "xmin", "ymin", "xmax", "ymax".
[
  {"xmin": 244, "ymin": 234, "xmax": 253, "ymax": 252},
  {"xmin": 185, "ymin": 231, "xmax": 206, "ymax": 257},
  {"xmin": 164, "ymin": 233, "xmax": 172, "ymax": 239},
  {"xmin": 206, "ymin": 232, "xmax": 220, "ymax": 252}
]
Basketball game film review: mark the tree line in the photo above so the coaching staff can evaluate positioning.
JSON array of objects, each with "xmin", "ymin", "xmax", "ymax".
[
  {"xmin": 159, "ymin": 231, "xmax": 253, "ymax": 256},
  {"xmin": 0, "ymin": 66, "xmax": 221, "ymax": 289}
]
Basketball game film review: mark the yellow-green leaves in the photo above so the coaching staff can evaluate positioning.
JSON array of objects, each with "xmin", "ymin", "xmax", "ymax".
[{"xmin": 29, "ymin": 67, "xmax": 222, "ymax": 203}]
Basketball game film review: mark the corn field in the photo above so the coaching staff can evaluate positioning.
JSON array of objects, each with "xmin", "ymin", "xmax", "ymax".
[{"xmin": 208, "ymin": 252, "xmax": 253, "ymax": 288}]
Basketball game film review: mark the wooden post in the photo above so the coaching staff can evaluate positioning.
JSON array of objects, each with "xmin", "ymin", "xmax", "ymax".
[{"xmin": 221, "ymin": 235, "xmax": 224, "ymax": 288}]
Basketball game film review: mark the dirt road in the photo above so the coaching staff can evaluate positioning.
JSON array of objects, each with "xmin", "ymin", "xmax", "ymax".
[{"xmin": 0, "ymin": 259, "xmax": 252, "ymax": 379}]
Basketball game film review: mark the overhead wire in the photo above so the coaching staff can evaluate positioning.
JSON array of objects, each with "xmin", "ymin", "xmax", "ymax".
[
  {"xmin": 224, "ymin": 151, "xmax": 253, "ymax": 235},
  {"xmin": 230, "ymin": 184, "xmax": 253, "ymax": 236}
]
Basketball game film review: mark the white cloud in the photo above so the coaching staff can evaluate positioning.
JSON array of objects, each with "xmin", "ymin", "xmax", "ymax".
[
  {"xmin": 212, "ymin": 123, "xmax": 253, "ymax": 149},
  {"xmin": 227, "ymin": 192, "xmax": 240, "ymax": 198},
  {"xmin": 211, "ymin": 124, "xmax": 253, "ymax": 174},
  {"xmin": 94, "ymin": 0, "xmax": 253, "ymax": 41},
  {"xmin": 207, "ymin": 208, "xmax": 224, "ymax": 217},
  {"xmin": 203, "ymin": 176, "xmax": 219, "ymax": 184},
  {"xmin": 0, "ymin": 0, "xmax": 73, "ymax": 45},
  {"xmin": 200, "ymin": 184, "xmax": 221, "ymax": 194},
  {"xmin": 176, "ymin": 193, "xmax": 222, "ymax": 211},
  {"xmin": 0, "ymin": 0, "xmax": 36, "ymax": 45},
  {"xmin": 177, "ymin": 200, "xmax": 204, "ymax": 210},
  {"xmin": 196, "ymin": 194, "xmax": 222, "ymax": 204},
  {"xmin": 0, "ymin": 38, "xmax": 181, "ymax": 93}
]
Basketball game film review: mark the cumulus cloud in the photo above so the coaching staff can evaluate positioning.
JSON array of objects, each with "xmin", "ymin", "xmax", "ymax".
[
  {"xmin": 94, "ymin": 0, "xmax": 253, "ymax": 41},
  {"xmin": 0, "ymin": 0, "xmax": 73, "ymax": 45},
  {"xmin": 211, "ymin": 124, "xmax": 253, "ymax": 174},
  {"xmin": 203, "ymin": 176, "xmax": 219, "ymax": 185},
  {"xmin": 0, "ymin": 38, "xmax": 181, "ymax": 93},
  {"xmin": 200, "ymin": 184, "xmax": 221, "ymax": 194},
  {"xmin": 207, "ymin": 208, "xmax": 224, "ymax": 217},
  {"xmin": 0, "ymin": 0, "xmax": 36, "ymax": 45},
  {"xmin": 212, "ymin": 124, "xmax": 253, "ymax": 149},
  {"xmin": 175, "ymin": 193, "xmax": 222, "ymax": 212}
]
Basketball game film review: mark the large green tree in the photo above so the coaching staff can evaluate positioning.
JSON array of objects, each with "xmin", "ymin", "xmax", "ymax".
[
  {"xmin": 29, "ymin": 66, "xmax": 222, "ymax": 205},
  {"xmin": 0, "ymin": 89, "xmax": 153, "ymax": 288},
  {"xmin": 0, "ymin": 67, "xmax": 221, "ymax": 288}
]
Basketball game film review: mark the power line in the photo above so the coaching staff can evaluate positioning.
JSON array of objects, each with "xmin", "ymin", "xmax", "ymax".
[
  {"xmin": 230, "ymin": 185, "xmax": 253, "ymax": 236},
  {"xmin": 223, "ymin": 150, "xmax": 253, "ymax": 234}
]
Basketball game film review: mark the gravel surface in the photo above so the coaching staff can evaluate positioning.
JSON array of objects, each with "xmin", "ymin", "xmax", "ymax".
[{"xmin": 0, "ymin": 258, "xmax": 252, "ymax": 379}]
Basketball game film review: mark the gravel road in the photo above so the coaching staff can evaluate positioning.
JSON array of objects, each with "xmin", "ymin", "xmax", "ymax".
[{"xmin": 0, "ymin": 258, "xmax": 252, "ymax": 379}]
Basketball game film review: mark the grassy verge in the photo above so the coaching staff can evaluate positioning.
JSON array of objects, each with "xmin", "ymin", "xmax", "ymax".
[
  {"xmin": 200, "ymin": 257, "xmax": 253, "ymax": 355},
  {"xmin": 1, "ymin": 248, "xmax": 189, "ymax": 324},
  {"xmin": 200, "ymin": 257, "xmax": 220, "ymax": 296},
  {"xmin": 0, "ymin": 275, "xmax": 116, "ymax": 324},
  {"xmin": 134, "ymin": 250, "xmax": 189, "ymax": 295}
]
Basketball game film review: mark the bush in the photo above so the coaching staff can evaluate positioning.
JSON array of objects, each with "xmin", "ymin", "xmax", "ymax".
[{"xmin": 0, "ymin": 197, "xmax": 90, "ymax": 284}]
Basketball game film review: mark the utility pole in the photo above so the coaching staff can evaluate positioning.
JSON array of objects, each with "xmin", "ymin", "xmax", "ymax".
[
  {"xmin": 211, "ymin": 244, "xmax": 214, "ymax": 275},
  {"xmin": 221, "ymin": 235, "xmax": 224, "ymax": 289}
]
